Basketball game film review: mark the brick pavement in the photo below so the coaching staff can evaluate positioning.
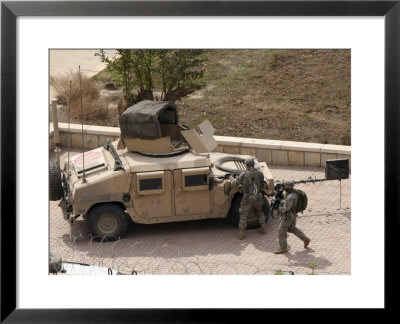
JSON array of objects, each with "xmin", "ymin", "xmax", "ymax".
[{"xmin": 50, "ymin": 150, "xmax": 351, "ymax": 275}]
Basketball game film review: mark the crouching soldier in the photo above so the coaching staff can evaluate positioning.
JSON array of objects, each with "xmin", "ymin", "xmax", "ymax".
[
  {"xmin": 230, "ymin": 158, "xmax": 267, "ymax": 240},
  {"xmin": 274, "ymin": 180, "xmax": 311, "ymax": 254}
]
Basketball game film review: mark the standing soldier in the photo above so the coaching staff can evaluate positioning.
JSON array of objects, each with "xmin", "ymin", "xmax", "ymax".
[
  {"xmin": 274, "ymin": 180, "xmax": 311, "ymax": 254},
  {"xmin": 230, "ymin": 157, "xmax": 267, "ymax": 240}
]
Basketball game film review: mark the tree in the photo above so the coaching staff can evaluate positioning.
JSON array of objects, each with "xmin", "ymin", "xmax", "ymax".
[
  {"xmin": 156, "ymin": 49, "xmax": 206, "ymax": 101},
  {"xmin": 129, "ymin": 50, "xmax": 155, "ymax": 101},
  {"xmin": 96, "ymin": 49, "xmax": 137, "ymax": 104},
  {"xmin": 96, "ymin": 49, "xmax": 206, "ymax": 106}
]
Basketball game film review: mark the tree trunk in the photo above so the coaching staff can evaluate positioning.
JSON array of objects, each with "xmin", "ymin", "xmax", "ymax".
[
  {"xmin": 165, "ymin": 86, "xmax": 200, "ymax": 101},
  {"xmin": 137, "ymin": 89, "xmax": 154, "ymax": 101}
]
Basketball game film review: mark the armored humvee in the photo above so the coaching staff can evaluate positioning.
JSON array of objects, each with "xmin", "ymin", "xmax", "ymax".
[{"xmin": 50, "ymin": 101, "xmax": 274, "ymax": 240}]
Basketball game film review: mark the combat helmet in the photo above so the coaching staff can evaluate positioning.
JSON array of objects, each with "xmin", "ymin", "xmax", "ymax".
[
  {"xmin": 244, "ymin": 157, "xmax": 255, "ymax": 166},
  {"xmin": 282, "ymin": 180, "xmax": 295, "ymax": 189}
]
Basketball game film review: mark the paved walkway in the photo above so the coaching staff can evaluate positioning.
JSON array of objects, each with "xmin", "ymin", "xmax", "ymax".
[
  {"xmin": 50, "ymin": 149, "xmax": 351, "ymax": 275},
  {"xmin": 50, "ymin": 49, "xmax": 116, "ymax": 77},
  {"xmin": 49, "ymin": 49, "xmax": 116, "ymax": 102}
]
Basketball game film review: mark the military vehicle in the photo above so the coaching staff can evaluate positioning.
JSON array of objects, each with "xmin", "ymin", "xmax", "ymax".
[{"xmin": 50, "ymin": 101, "xmax": 275, "ymax": 240}]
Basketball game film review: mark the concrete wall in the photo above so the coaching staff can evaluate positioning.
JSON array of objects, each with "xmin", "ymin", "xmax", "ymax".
[{"xmin": 50, "ymin": 123, "xmax": 351, "ymax": 169}]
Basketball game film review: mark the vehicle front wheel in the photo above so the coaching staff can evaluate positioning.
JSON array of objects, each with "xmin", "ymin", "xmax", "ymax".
[
  {"xmin": 228, "ymin": 194, "xmax": 270, "ymax": 229},
  {"xmin": 86, "ymin": 203, "xmax": 129, "ymax": 241}
]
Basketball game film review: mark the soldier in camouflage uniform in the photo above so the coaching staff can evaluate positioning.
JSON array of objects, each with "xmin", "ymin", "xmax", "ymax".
[
  {"xmin": 274, "ymin": 180, "xmax": 311, "ymax": 254},
  {"xmin": 230, "ymin": 158, "xmax": 267, "ymax": 240}
]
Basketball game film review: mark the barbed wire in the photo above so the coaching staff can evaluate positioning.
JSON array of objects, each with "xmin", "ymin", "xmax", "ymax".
[
  {"xmin": 50, "ymin": 216, "xmax": 349, "ymax": 276},
  {"xmin": 50, "ymin": 166, "xmax": 351, "ymax": 275}
]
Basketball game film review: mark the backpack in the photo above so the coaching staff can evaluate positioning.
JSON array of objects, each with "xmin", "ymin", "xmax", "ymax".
[{"xmin": 292, "ymin": 189, "xmax": 308, "ymax": 213}]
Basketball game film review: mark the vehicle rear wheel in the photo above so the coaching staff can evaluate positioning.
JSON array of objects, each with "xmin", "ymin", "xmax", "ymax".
[
  {"xmin": 49, "ymin": 160, "xmax": 63, "ymax": 201},
  {"xmin": 86, "ymin": 203, "xmax": 129, "ymax": 241},
  {"xmin": 228, "ymin": 194, "xmax": 270, "ymax": 229}
]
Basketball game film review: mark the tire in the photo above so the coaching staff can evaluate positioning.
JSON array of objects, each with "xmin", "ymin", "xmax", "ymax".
[
  {"xmin": 86, "ymin": 203, "xmax": 129, "ymax": 241},
  {"xmin": 49, "ymin": 160, "xmax": 63, "ymax": 201},
  {"xmin": 228, "ymin": 194, "xmax": 270, "ymax": 229},
  {"xmin": 215, "ymin": 156, "xmax": 261, "ymax": 175},
  {"xmin": 49, "ymin": 251, "xmax": 62, "ymax": 273}
]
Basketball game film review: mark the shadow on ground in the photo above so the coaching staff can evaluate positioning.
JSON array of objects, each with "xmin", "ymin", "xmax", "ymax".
[{"xmin": 60, "ymin": 215, "xmax": 333, "ymax": 273}]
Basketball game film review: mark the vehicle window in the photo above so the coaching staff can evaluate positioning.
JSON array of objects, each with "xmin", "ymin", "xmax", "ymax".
[
  {"xmin": 185, "ymin": 174, "xmax": 208, "ymax": 187},
  {"xmin": 139, "ymin": 178, "xmax": 163, "ymax": 191}
]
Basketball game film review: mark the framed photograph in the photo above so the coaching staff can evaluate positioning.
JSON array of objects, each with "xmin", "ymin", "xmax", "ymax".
[{"xmin": 1, "ymin": 0, "xmax": 398, "ymax": 321}]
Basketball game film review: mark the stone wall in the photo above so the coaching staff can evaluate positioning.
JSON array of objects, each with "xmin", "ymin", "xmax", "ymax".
[{"xmin": 50, "ymin": 123, "xmax": 351, "ymax": 168}]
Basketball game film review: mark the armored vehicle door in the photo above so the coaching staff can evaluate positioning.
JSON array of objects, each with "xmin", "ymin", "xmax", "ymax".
[
  {"xmin": 173, "ymin": 167, "xmax": 211, "ymax": 216},
  {"xmin": 130, "ymin": 171, "xmax": 173, "ymax": 218}
]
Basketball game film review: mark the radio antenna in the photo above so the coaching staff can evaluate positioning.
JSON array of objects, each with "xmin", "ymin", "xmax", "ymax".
[
  {"xmin": 79, "ymin": 66, "xmax": 87, "ymax": 183},
  {"xmin": 67, "ymin": 80, "xmax": 71, "ymax": 183}
]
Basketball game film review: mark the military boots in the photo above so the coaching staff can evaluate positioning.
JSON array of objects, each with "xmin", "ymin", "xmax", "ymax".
[
  {"xmin": 274, "ymin": 247, "xmax": 288, "ymax": 254},
  {"xmin": 258, "ymin": 224, "xmax": 267, "ymax": 234},
  {"xmin": 303, "ymin": 237, "xmax": 311, "ymax": 248},
  {"xmin": 238, "ymin": 228, "xmax": 245, "ymax": 240}
]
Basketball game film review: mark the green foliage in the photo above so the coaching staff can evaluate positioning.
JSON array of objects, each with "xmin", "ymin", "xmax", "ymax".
[
  {"xmin": 156, "ymin": 49, "xmax": 206, "ymax": 100},
  {"xmin": 274, "ymin": 269, "xmax": 284, "ymax": 275},
  {"xmin": 96, "ymin": 49, "xmax": 206, "ymax": 105},
  {"xmin": 96, "ymin": 50, "xmax": 135, "ymax": 104},
  {"xmin": 307, "ymin": 261, "xmax": 318, "ymax": 275}
]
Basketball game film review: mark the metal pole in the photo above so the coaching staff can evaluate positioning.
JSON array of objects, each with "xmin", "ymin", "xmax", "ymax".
[
  {"xmin": 79, "ymin": 66, "xmax": 87, "ymax": 183},
  {"xmin": 67, "ymin": 81, "xmax": 71, "ymax": 183},
  {"xmin": 51, "ymin": 99, "xmax": 61, "ymax": 152}
]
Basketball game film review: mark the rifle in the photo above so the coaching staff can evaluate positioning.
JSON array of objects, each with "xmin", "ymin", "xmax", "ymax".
[
  {"xmin": 269, "ymin": 182, "xmax": 285, "ymax": 218},
  {"xmin": 269, "ymin": 158, "xmax": 350, "ymax": 217}
]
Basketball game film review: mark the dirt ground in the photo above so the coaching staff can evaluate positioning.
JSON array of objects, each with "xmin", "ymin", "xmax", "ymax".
[{"xmin": 179, "ymin": 49, "xmax": 351, "ymax": 145}]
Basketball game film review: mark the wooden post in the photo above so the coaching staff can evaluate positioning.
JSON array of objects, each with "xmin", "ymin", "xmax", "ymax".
[{"xmin": 52, "ymin": 99, "xmax": 61, "ymax": 152}]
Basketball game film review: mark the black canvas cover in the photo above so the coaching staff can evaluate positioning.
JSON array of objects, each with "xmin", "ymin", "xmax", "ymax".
[{"xmin": 119, "ymin": 100, "xmax": 179, "ymax": 138}]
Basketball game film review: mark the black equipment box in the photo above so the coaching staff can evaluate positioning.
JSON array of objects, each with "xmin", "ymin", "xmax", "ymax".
[{"xmin": 325, "ymin": 159, "xmax": 349, "ymax": 180}]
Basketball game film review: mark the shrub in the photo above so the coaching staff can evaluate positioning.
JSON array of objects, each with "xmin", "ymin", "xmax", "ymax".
[
  {"xmin": 307, "ymin": 261, "xmax": 318, "ymax": 275},
  {"xmin": 96, "ymin": 49, "xmax": 206, "ymax": 104},
  {"xmin": 50, "ymin": 72, "xmax": 109, "ymax": 121}
]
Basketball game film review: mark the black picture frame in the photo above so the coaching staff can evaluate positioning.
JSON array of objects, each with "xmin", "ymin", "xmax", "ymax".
[{"xmin": 1, "ymin": 0, "xmax": 398, "ymax": 321}]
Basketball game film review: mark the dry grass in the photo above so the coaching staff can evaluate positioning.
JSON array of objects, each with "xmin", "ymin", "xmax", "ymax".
[
  {"xmin": 178, "ymin": 49, "xmax": 351, "ymax": 145},
  {"xmin": 89, "ymin": 49, "xmax": 351, "ymax": 145},
  {"xmin": 50, "ymin": 72, "xmax": 109, "ymax": 121}
]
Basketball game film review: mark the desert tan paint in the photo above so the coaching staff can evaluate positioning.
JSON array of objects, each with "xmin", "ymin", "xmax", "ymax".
[
  {"xmin": 124, "ymin": 136, "xmax": 173, "ymax": 154},
  {"xmin": 180, "ymin": 119, "xmax": 218, "ymax": 153},
  {"xmin": 66, "ymin": 141, "xmax": 274, "ymax": 225}
]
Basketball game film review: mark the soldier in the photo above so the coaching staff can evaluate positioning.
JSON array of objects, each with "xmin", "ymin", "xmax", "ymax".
[
  {"xmin": 274, "ymin": 180, "xmax": 311, "ymax": 254},
  {"xmin": 230, "ymin": 157, "xmax": 267, "ymax": 240}
]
